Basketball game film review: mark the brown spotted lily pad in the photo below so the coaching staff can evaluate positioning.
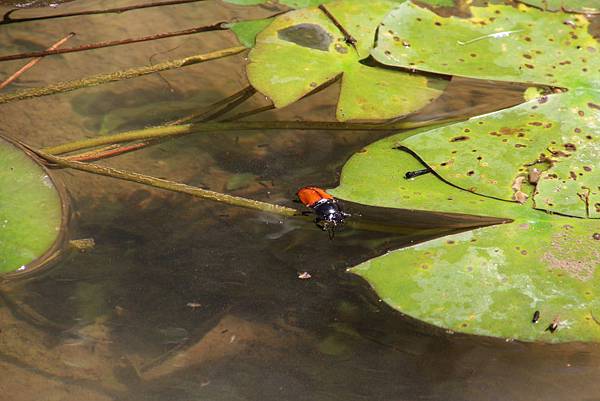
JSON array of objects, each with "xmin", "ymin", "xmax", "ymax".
[{"xmin": 329, "ymin": 2, "xmax": 600, "ymax": 342}]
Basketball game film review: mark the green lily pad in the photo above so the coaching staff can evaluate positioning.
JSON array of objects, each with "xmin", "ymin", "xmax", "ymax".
[
  {"xmin": 399, "ymin": 89, "xmax": 600, "ymax": 218},
  {"xmin": 317, "ymin": 1, "xmax": 600, "ymax": 343},
  {"xmin": 227, "ymin": 18, "xmax": 274, "ymax": 48},
  {"xmin": 517, "ymin": 0, "xmax": 600, "ymax": 13},
  {"xmin": 247, "ymin": 0, "xmax": 448, "ymax": 121},
  {"xmin": 0, "ymin": 137, "xmax": 65, "ymax": 274},
  {"xmin": 352, "ymin": 216, "xmax": 600, "ymax": 343},
  {"xmin": 372, "ymin": 2, "xmax": 600, "ymax": 90},
  {"xmin": 332, "ymin": 132, "xmax": 600, "ymax": 342}
]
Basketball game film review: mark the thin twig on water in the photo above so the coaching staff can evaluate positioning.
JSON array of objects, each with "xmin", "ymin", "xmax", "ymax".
[
  {"xmin": 0, "ymin": 46, "xmax": 247, "ymax": 104},
  {"xmin": 0, "ymin": 24, "xmax": 228, "ymax": 63},
  {"xmin": 1, "ymin": 0, "xmax": 208, "ymax": 25},
  {"xmin": 0, "ymin": 32, "xmax": 75, "ymax": 90}
]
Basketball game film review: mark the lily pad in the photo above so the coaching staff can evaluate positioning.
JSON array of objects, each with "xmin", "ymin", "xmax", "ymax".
[
  {"xmin": 352, "ymin": 215, "xmax": 600, "ymax": 343},
  {"xmin": 328, "ymin": 2, "xmax": 600, "ymax": 342},
  {"xmin": 372, "ymin": 2, "xmax": 600, "ymax": 89},
  {"xmin": 0, "ymin": 137, "xmax": 66, "ymax": 274},
  {"xmin": 227, "ymin": 18, "xmax": 275, "ymax": 48},
  {"xmin": 332, "ymin": 132, "xmax": 600, "ymax": 342},
  {"xmin": 516, "ymin": 0, "xmax": 600, "ymax": 13},
  {"xmin": 399, "ymin": 89, "xmax": 600, "ymax": 218},
  {"xmin": 247, "ymin": 0, "xmax": 448, "ymax": 121}
]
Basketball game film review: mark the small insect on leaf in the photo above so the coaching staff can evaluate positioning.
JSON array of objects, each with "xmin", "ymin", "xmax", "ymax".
[
  {"xmin": 546, "ymin": 316, "xmax": 560, "ymax": 333},
  {"xmin": 532, "ymin": 310, "xmax": 540, "ymax": 323}
]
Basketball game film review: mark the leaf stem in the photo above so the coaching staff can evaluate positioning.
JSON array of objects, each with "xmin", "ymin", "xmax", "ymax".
[
  {"xmin": 222, "ymin": 104, "xmax": 275, "ymax": 121},
  {"xmin": 28, "ymin": 147, "xmax": 300, "ymax": 217},
  {"xmin": 0, "ymin": 24, "xmax": 227, "ymax": 63},
  {"xmin": 0, "ymin": 46, "xmax": 247, "ymax": 104},
  {"xmin": 0, "ymin": 33, "xmax": 76, "ymax": 90},
  {"xmin": 1, "ymin": 0, "xmax": 208, "ymax": 25},
  {"xmin": 43, "ymin": 119, "xmax": 459, "ymax": 156},
  {"xmin": 169, "ymin": 85, "xmax": 257, "ymax": 125}
]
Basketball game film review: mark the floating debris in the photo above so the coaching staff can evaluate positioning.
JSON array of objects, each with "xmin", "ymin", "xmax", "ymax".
[
  {"xmin": 298, "ymin": 272, "xmax": 312, "ymax": 279},
  {"xmin": 69, "ymin": 238, "xmax": 95, "ymax": 252}
]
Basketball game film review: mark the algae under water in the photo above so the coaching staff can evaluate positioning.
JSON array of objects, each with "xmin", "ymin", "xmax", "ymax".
[{"xmin": 1, "ymin": 0, "xmax": 600, "ymax": 400}]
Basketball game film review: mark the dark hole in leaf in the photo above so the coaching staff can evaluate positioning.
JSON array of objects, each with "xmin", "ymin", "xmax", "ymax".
[{"xmin": 277, "ymin": 23, "xmax": 333, "ymax": 52}]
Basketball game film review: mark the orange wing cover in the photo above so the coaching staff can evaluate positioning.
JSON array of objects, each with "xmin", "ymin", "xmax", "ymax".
[{"xmin": 296, "ymin": 186, "xmax": 334, "ymax": 208}]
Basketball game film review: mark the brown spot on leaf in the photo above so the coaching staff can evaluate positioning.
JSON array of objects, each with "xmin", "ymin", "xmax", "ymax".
[{"xmin": 450, "ymin": 136, "xmax": 470, "ymax": 142}]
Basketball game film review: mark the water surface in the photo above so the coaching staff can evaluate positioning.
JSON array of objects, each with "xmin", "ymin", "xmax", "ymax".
[{"xmin": 1, "ymin": 1, "xmax": 599, "ymax": 400}]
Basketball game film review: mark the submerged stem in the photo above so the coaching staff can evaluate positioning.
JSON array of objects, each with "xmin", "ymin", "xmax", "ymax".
[
  {"xmin": 0, "ymin": 33, "xmax": 75, "ymax": 90},
  {"xmin": 171, "ymin": 86, "xmax": 256, "ymax": 125},
  {"xmin": 0, "ymin": 46, "xmax": 247, "ymax": 104},
  {"xmin": 43, "ymin": 119, "xmax": 460, "ymax": 156},
  {"xmin": 29, "ymin": 147, "xmax": 299, "ymax": 217}
]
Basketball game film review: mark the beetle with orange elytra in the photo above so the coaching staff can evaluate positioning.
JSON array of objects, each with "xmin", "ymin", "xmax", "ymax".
[{"xmin": 296, "ymin": 186, "xmax": 350, "ymax": 238}]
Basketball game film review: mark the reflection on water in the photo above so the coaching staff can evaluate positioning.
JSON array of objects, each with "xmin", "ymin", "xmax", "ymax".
[{"xmin": 1, "ymin": 1, "xmax": 600, "ymax": 400}]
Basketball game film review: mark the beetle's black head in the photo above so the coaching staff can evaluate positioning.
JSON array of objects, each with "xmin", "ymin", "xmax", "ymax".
[{"xmin": 313, "ymin": 200, "xmax": 349, "ymax": 239}]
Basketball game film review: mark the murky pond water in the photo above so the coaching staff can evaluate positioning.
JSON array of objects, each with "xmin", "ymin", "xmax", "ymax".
[{"xmin": 2, "ymin": 1, "xmax": 600, "ymax": 400}]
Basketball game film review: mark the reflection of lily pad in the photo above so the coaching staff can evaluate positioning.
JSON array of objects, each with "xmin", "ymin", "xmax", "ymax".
[
  {"xmin": 0, "ymin": 137, "xmax": 65, "ymax": 274},
  {"xmin": 247, "ymin": 0, "xmax": 448, "ymax": 121}
]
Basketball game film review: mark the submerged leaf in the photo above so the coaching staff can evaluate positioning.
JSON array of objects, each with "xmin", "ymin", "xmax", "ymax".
[
  {"xmin": 372, "ymin": 2, "xmax": 600, "ymax": 89},
  {"xmin": 0, "ymin": 137, "xmax": 65, "ymax": 274},
  {"xmin": 247, "ymin": 0, "xmax": 448, "ymax": 121}
]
